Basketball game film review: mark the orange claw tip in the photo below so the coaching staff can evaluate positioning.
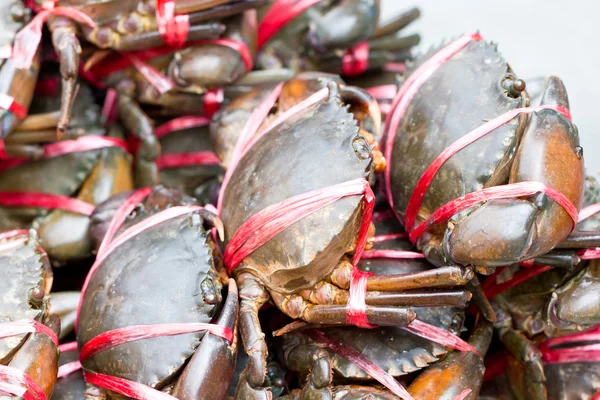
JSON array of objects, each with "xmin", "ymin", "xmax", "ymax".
[
  {"xmin": 272, "ymin": 320, "xmax": 312, "ymax": 337},
  {"xmin": 215, "ymin": 218, "xmax": 225, "ymax": 242}
]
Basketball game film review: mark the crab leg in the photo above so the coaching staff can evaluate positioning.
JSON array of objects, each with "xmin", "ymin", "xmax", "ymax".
[
  {"xmin": 188, "ymin": 0, "xmax": 268, "ymax": 23},
  {"xmin": 494, "ymin": 320, "xmax": 546, "ymax": 399},
  {"xmin": 7, "ymin": 314, "xmax": 60, "ymax": 399},
  {"xmin": 112, "ymin": 23, "xmax": 226, "ymax": 52},
  {"xmin": 302, "ymin": 280, "xmax": 471, "ymax": 308},
  {"xmin": 372, "ymin": 7, "xmax": 421, "ymax": 39},
  {"xmin": 365, "ymin": 266, "xmax": 474, "ymax": 291},
  {"xmin": 116, "ymin": 81, "xmax": 159, "ymax": 187},
  {"xmin": 47, "ymin": 16, "xmax": 81, "ymax": 136},
  {"xmin": 15, "ymin": 112, "xmax": 61, "ymax": 132},
  {"xmin": 294, "ymin": 349, "xmax": 333, "ymax": 399},
  {"xmin": 175, "ymin": 0, "xmax": 238, "ymax": 14},
  {"xmin": 235, "ymin": 273, "xmax": 272, "ymax": 399},
  {"xmin": 172, "ymin": 280, "xmax": 239, "ymax": 400},
  {"xmin": 556, "ymin": 230, "xmax": 600, "ymax": 249},
  {"xmin": 445, "ymin": 76, "xmax": 584, "ymax": 267}
]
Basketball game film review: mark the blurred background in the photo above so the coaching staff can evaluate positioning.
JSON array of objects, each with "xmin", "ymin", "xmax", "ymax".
[{"xmin": 383, "ymin": 0, "xmax": 599, "ymax": 174}]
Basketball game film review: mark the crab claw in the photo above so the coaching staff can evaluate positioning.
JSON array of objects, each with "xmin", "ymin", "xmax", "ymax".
[
  {"xmin": 444, "ymin": 76, "xmax": 584, "ymax": 267},
  {"xmin": 199, "ymin": 209, "xmax": 225, "ymax": 241},
  {"xmin": 49, "ymin": 18, "xmax": 81, "ymax": 137},
  {"xmin": 171, "ymin": 279, "xmax": 239, "ymax": 399},
  {"xmin": 308, "ymin": 0, "xmax": 379, "ymax": 51}
]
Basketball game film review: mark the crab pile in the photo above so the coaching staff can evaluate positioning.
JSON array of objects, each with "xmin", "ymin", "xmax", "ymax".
[{"xmin": 0, "ymin": 1, "xmax": 597, "ymax": 399}]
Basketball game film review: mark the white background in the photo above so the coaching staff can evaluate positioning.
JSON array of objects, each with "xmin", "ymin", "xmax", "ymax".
[{"xmin": 383, "ymin": 0, "xmax": 599, "ymax": 174}]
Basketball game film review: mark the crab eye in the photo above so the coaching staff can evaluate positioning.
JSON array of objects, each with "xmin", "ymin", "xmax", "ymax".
[
  {"xmin": 200, "ymin": 278, "xmax": 220, "ymax": 305},
  {"xmin": 28, "ymin": 286, "xmax": 45, "ymax": 307},
  {"xmin": 352, "ymin": 135, "xmax": 371, "ymax": 160}
]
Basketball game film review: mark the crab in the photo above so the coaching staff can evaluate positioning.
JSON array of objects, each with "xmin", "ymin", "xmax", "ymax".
[
  {"xmin": 385, "ymin": 36, "xmax": 584, "ymax": 270},
  {"xmin": 78, "ymin": 186, "xmax": 239, "ymax": 399},
  {"xmin": 0, "ymin": 229, "xmax": 60, "ymax": 399},
  {"xmin": 218, "ymin": 76, "xmax": 476, "ymax": 398}
]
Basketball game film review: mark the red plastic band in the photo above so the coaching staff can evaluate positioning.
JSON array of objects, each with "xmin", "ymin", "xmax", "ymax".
[
  {"xmin": 257, "ymin": 0, "xmax": 322, "ymax": 49},
  {"xmin": 0, "ymin": 192, "xmax": 94, "ymax": 216},
  {"xmin": 156, "ymin": 151, "xmax": 220, "ymax": 169},
  {"xmin": 308, "ymin": 330, "xmax": 415, "ymax": 400},
  {"xmin": 361, "ymin": 249, "xmax": 424, "ymax": 259},
  {"xmin": 83, "ymin": 370, "xmax": 177, "ymax": 400},
  {"xmin": 453, "ymin": 389, "xmax": 473, "ymax": 400},
  {"xmin": 58, "ymin": 341, "xmax": 78, "ymax": 352},
  {"xmin": 371, "ymin": 209, "xmax": 394, "ymax": 223},
  {"xmin": 372, "ymin": 233, "xmax": 407, "ymax": 243},
  {"xmin": 403, "ymin": 105, "xmax": 574, "ymax": 234},
  {"xmin": 579, "ymin": 248, "xmax": 600, "ymax": 260},
  {"xmin": 0, "ymin": 93, "xmax": 28, "ymax": 120},
  {"xmin": 539, "ymin": 325, "xmax": 600, "ymax": 364},
  {"xmin": 0, "ymin": 229, "xmax": 28, "ymax": 241},
  {"xmin": 0, "ymin": 320, "xmax": 58, "ymax": 347},
  {"xmin": 402, "ymin": 319, "xmax": 481, "ymax": 357},
  {"xmin": 80, "ymin": 323, "xmax": 233, "ymax": 362},
  {"xmin": 0, "ymin": 140, "xmax": 6, "ymax": 160},
  {"xmin": 382, "ymin": 33, "xmax": 483, "ymax": 224},
  {"xmin": 346, "ymin": 267, "xmax": 375, "ymax": 328},
  {"xmin": 519, "ymin": 259, "xmax": 535, "ymax": 268},
  {"xmin": 579, "ymin": 203, "xmax": 600, "ymax": 222},
  {"xmin": 0, "ymin": 136, "xmax": 129, "ymax": 172},
  {"xmin": 409, "ymin": 181, "xmax": 579, "ymax": 244},
  {"xmin": 13, "ymin": 3, "xmax": 95, "ymax": 70},
  {"xmin": 0, "ymin": 319, "xmax": 59, "ymax": 400},
  {"xmin": 0, "ymin": 365, "xmax": 47, "ymax": 400},
  {"xmin": 57, "ymin": 361, "xmax": 82, "ymax": 379},
  {"xmin": 594, "ymin": 390, "xmax": 600, "ymax": 400},
  {"xmin": 483, "ymin": 264, "xmax": 553, "ymax": 299},
  {"xmin": 125, "ymin": 54, "xmax": 173, "ymax": 94},
  {"xmin": 155, "ymin": 116, "xmax": 211, "ymax": 139},
  {"xmin": 342, "ymin": 41, "xmax": 369, "ymax": 76},
  {"xmin": 101, "ymin": 88, "xmax": 118, "ymax": 126},
  {"xmin": 365, "ymin": 85, "xmax": 397, "ymax": 101},
  {"xmin": 0, "ymin": 235, "xmax": 27, "ymax": 253},
  {"xmin": 156, "ymin": 0, "xmax": 189, "ymax": 48},
  {"xmin": 34, "ymin": 76, "xmax": 60, "ymax": 96},
  {"xmin": 383, "ymin": 62, "xmax": 406, "ymax": 73},
  {"xmin": 224, "ymin": 178, "xmax": 374, "ymax": 274},
  {"xmin": 203, "ymin": 88, "xmax": 225, "ymax": 117}
]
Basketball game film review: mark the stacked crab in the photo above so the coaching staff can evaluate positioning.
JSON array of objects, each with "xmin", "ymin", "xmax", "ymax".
[{"xmin": 0, "ymin": 1, "xmax": 598, "ymax": 400}]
